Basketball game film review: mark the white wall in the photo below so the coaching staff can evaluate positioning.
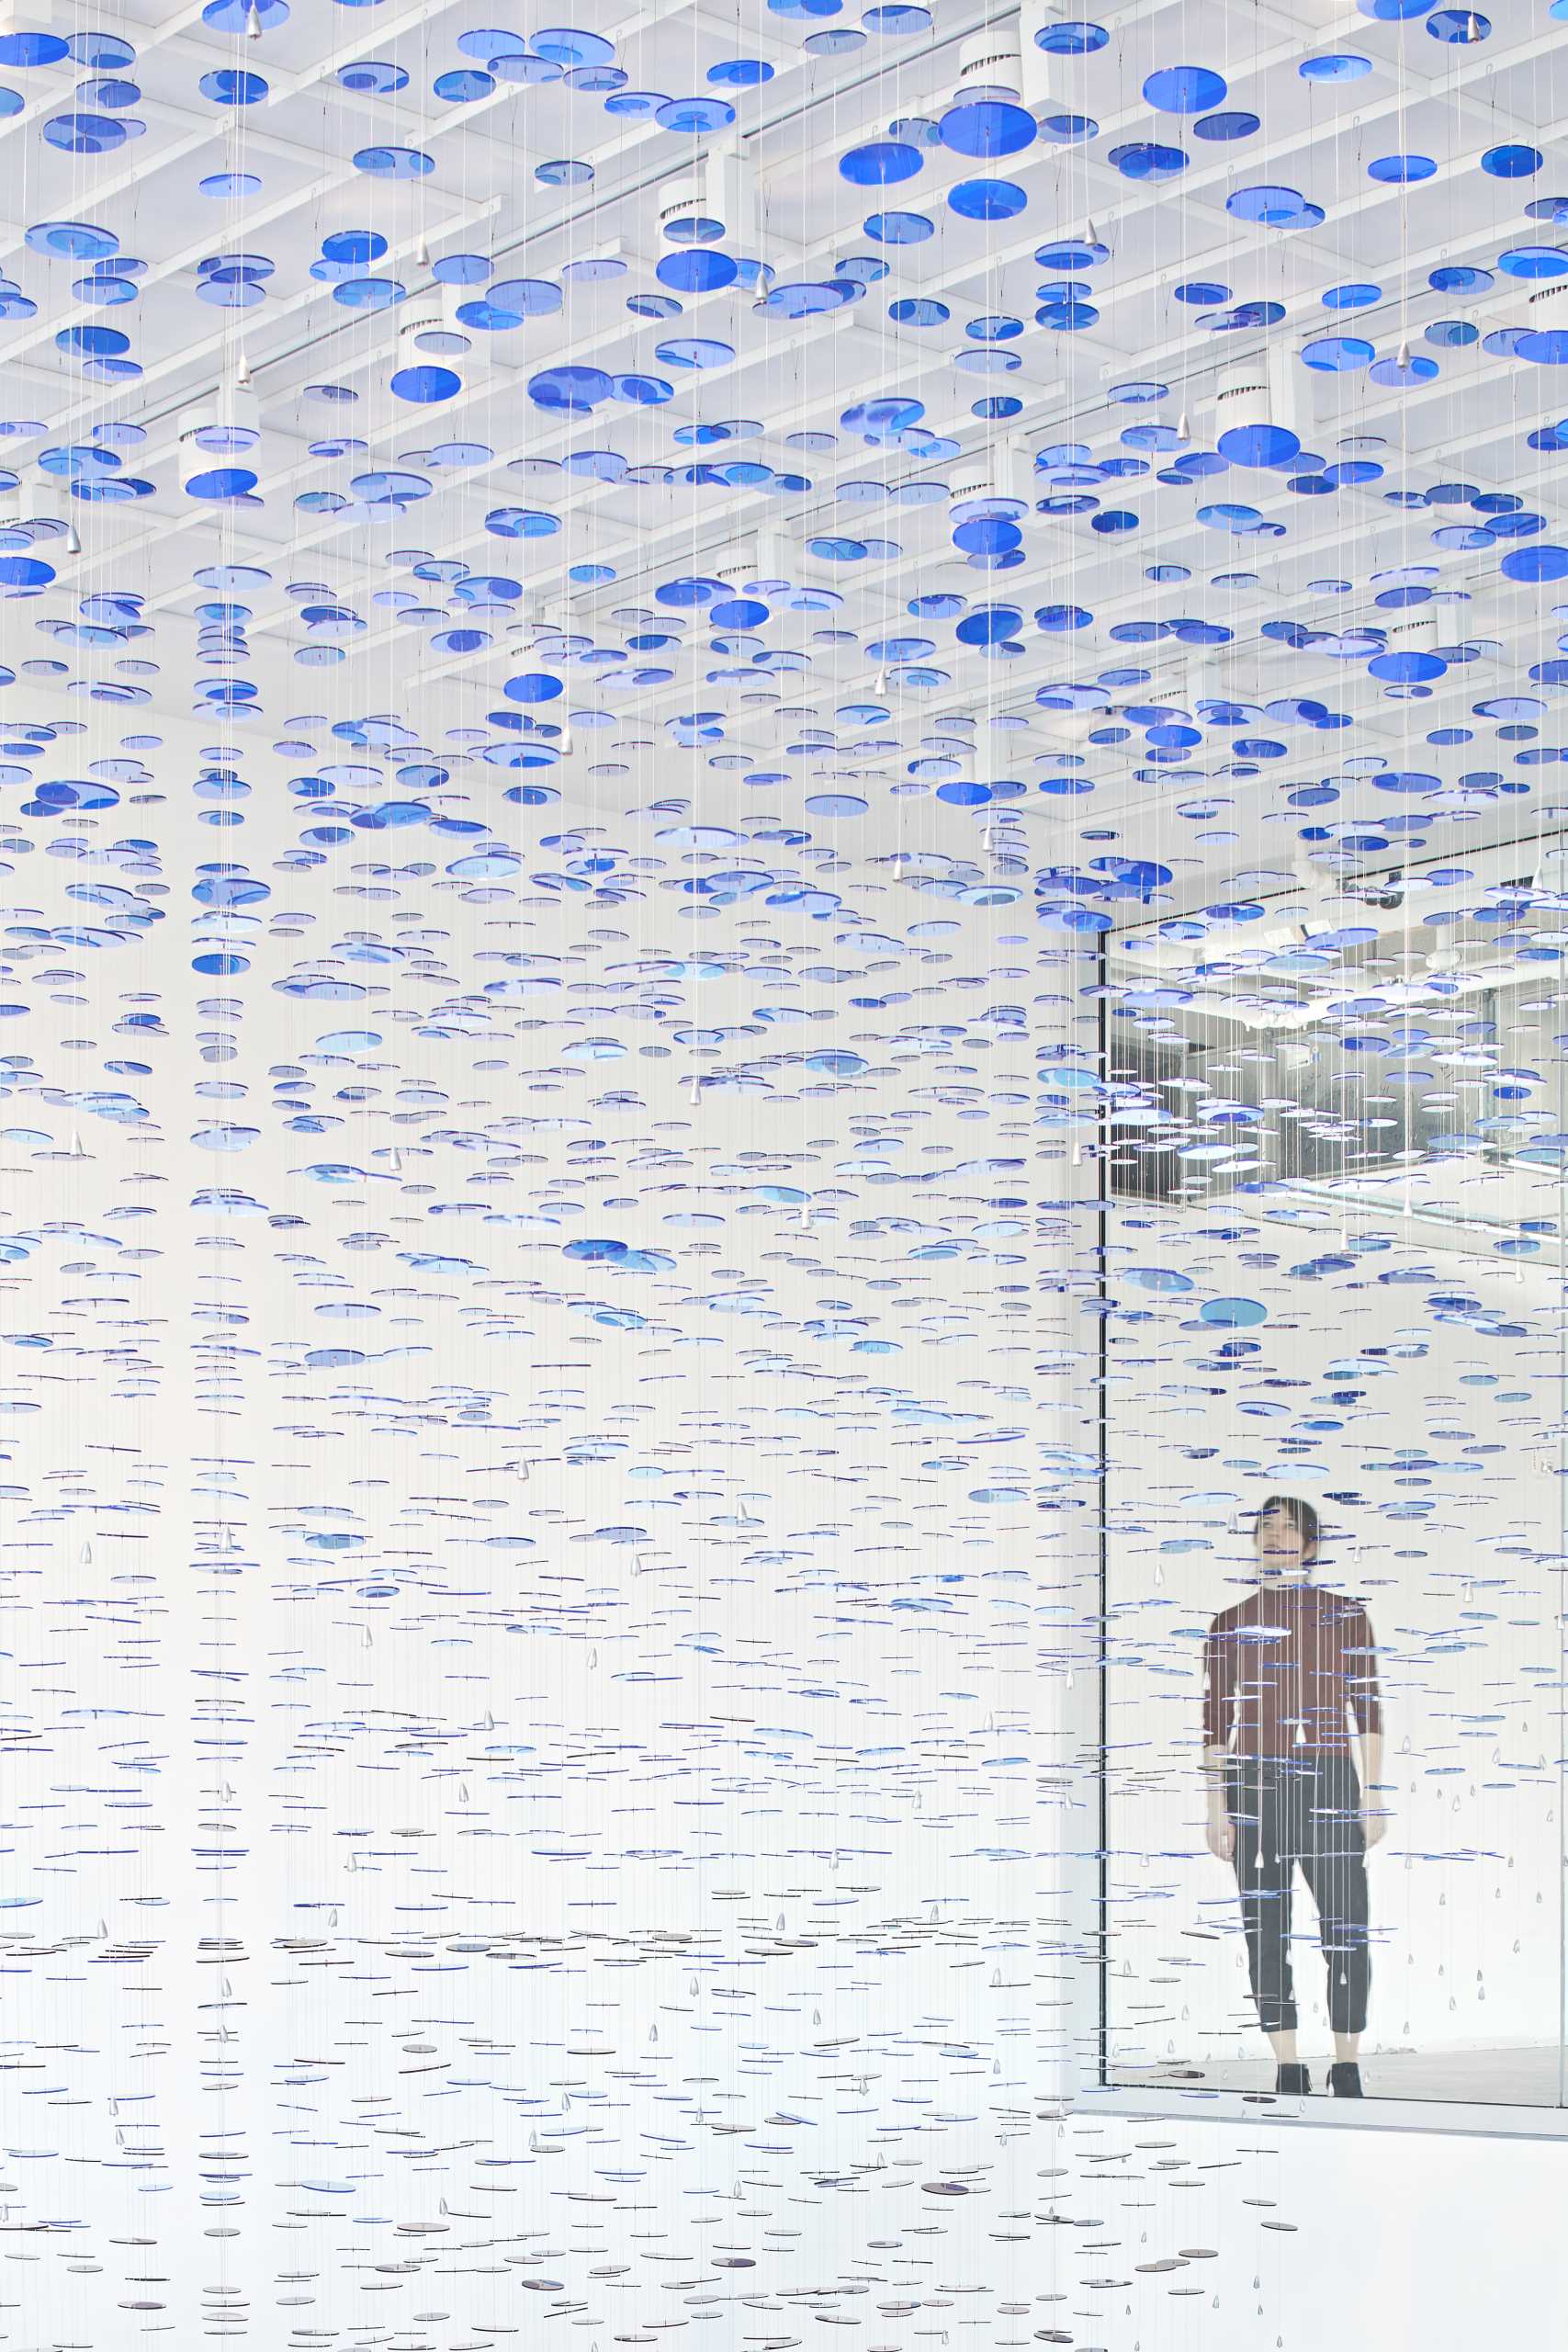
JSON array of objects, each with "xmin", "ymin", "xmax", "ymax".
[{"xmin": 0, "ymin": 744, "xmax": 1114, "ymax": 2339}]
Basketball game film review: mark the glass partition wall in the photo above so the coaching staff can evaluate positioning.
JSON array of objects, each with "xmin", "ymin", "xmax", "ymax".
[{"xmin": 1100, "ymin": 832, "xmax": 1568, "ymax": 2110}]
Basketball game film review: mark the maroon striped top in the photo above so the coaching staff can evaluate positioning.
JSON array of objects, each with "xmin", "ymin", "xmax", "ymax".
[{"xmin": 1203, "ymin": 1580, "xmax": 1382, "ymax": 1759}]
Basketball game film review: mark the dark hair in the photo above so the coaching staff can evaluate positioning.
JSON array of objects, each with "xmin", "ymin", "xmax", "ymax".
[{"xmin": 1256, "ymin": 1494, "xmax": 1320, "ymax": 1557}]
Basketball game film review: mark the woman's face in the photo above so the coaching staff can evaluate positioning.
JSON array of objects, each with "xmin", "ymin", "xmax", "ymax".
[{"xmin": 1256, "ymin": 1510, "xmax": 1311, "ymax": 1576}]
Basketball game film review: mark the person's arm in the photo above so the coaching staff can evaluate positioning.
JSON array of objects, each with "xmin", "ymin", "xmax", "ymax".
[
  {"xmin": 1350, "ymin": 1606, "xmax": 1386, "ymax": 1848},
  {"xmin": 1203, "ymin": 1744, "xmax": 1234, "ymax": 1860},
  {"xmin": 1359, "ymin": 1728, "xmax": 1384, "ymax": 1845},
  {"xmin": 1201, "ymin": 1626, "xmax": 1235, "ymax": 1861}
]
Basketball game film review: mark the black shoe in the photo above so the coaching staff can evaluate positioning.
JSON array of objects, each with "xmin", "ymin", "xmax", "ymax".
[
  {"xmin": 1275, "ymin": 2063, "xmax": 1312, "ymax": 2097},
  {"xmin": 1328, "ymin": 2062, "xmax": 1362, "ymax": 2098}
]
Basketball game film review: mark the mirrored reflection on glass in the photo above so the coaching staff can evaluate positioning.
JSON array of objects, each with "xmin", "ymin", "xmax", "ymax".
[{"xmin": 1101, "ymin": 838, "xmax": 1566, "ymax": 2107}]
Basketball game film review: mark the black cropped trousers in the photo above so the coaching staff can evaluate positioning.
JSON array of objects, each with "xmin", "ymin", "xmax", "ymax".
[{"xmin": 1225, "ymin": 1752, "xmax": 1371, "ymax": 2038}]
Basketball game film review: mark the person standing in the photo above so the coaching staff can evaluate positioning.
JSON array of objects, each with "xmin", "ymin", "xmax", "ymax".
[{"xmin": 1202, "ymin": 1495, "xmax": 1385, "ymax": 2098}]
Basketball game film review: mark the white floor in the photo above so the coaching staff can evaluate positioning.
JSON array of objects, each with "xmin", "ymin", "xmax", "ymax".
[{"xmin": 1112, "ymin": 2042, "xmax": 1563, "ymax": 2106}]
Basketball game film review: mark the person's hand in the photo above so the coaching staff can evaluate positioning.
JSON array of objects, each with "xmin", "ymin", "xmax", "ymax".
[
  {"xmin": 1361, "ymin": 1804, "xmax": 1387, "ymax": 1849},
  {"xmin": 1206, "ymin": 1807, "xmax": 1235, "ymax": 1863}
]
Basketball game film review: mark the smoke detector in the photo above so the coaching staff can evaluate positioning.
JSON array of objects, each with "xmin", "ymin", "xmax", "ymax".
[
  {"xmin": 657, "ymin": 146, "xmax": 761, "ymax": 266},
  {"xmin": 659, "ymin": 175, "xmax": 723, "ymax": 245},
  {"xmin": 951, "ymin": 28, "xmax": 1023, "ymax": 101},
  {"xmin": 179, "ymin": 383, "xmax": 261, "ymax": 455},
  {"xmin": 1207, "ymin": 342, "xmax": 1308, "ymax": 458},
  {"xmin": 401, "ymin": 283, "xmax": 478, "ymax": 358},
  {"xmin": 948, "ymin": 440, "xmax": 1026, "ymax": 518},
  {"xmin": 712, "ymin": 530, "xmax": 791, "ymax": 596}
]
